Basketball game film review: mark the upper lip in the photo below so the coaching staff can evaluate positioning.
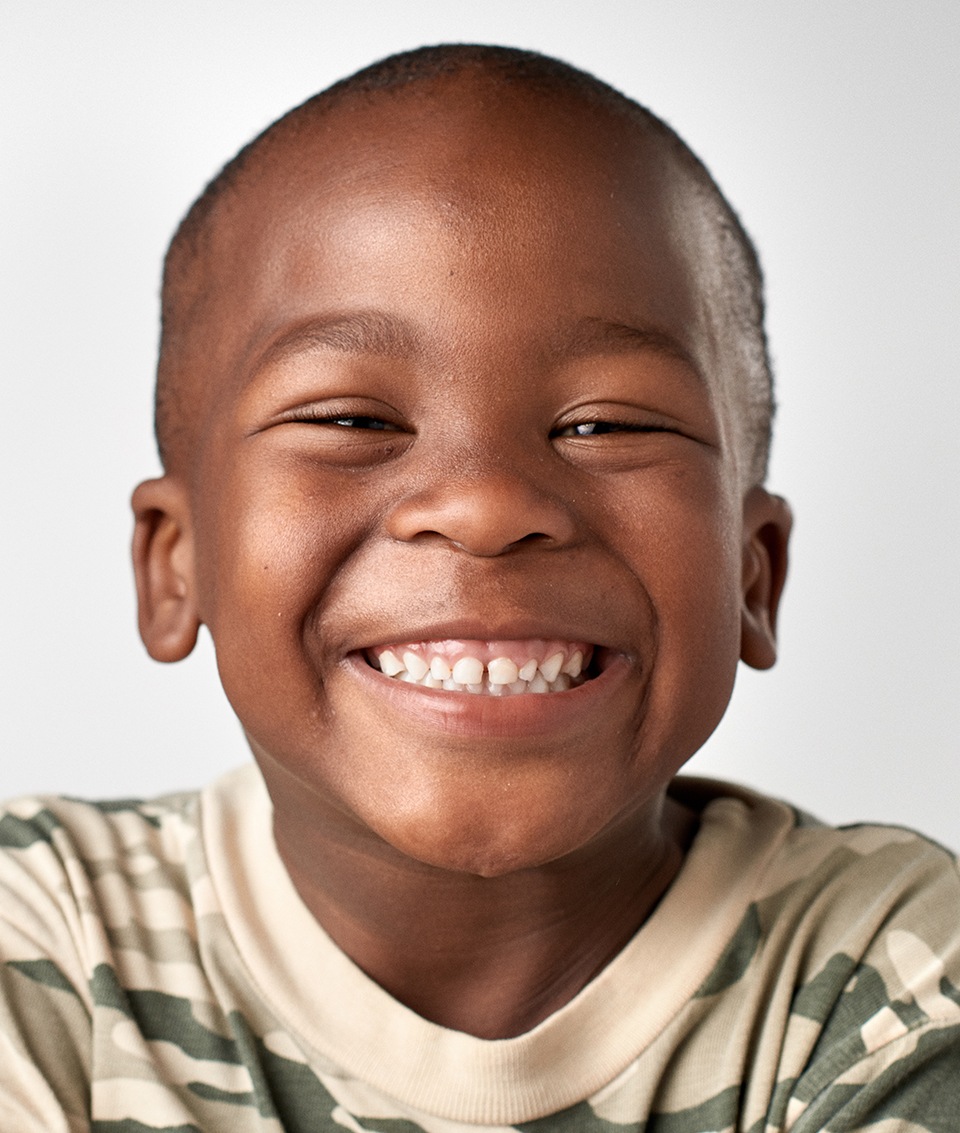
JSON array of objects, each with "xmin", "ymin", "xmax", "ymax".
[{"xmin": 347, "ymin": 617, "xmax": 615, "ymax": 655}]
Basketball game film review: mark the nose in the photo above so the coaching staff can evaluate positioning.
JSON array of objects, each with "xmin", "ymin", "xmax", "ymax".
[{"xmin": 385, "ymin": 462, "xmax": 579, "ymax": 557}]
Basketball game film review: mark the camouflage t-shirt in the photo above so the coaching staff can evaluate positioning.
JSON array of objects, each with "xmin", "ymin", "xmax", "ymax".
[{"xmin": 1, "ymin": 766, "xmax": 959, "ymax": 1133}]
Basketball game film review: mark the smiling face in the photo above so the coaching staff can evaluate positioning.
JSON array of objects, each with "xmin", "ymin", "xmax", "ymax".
[{"xmin": 133, "ymin": 78, "xmax": 790, "ymax": 876}]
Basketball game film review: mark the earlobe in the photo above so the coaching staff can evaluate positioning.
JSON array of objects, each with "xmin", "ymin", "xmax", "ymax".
[
  {"xmin": 131, "ymin": 477, "xmax": 201, "ymax": 662},
  {"xmin": 739, "ymin": 486, "xmax": 792, "ymax": 671}
]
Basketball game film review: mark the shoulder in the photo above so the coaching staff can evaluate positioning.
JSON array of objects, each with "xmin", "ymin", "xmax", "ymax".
[
  {"xmin": 679, "ymin": 779, "xmax": 960, "ymax": 1131},
  {"xmin": 753, "ymin": 798, "xmax": 960, "ymax": 978},
  {"xmin": 0, "ymin": 784, "xmax": 201, "ymax": 848},
  {"xmin": 777, "ymin": 820, "xmax": 960, "ymax": 1133},
  {"xmin": 0, "ymin": 783, "xmax": 209, "ymax": 1129},
  {"xmin": 0, "ymin": 785, "xmax": 203, "ymax": 911},
  {"xmin": 0, "ymin": 784, "xmax": 207, "ymax": 984},
  {"xmin": 686, "ymin": 777, "xmax": 960, "ymax": 995},
  {"xmin": 676, "ymin": 776, "xmax": 960, "ymax": 936}
]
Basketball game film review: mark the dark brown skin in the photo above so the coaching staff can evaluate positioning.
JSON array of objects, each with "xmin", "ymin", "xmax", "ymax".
[{"xmin": 131, "ymin": 76, "xmax": 791, "ymax": 1039}]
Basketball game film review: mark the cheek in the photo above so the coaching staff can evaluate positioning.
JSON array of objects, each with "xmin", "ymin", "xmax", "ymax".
[
  {"xmin": 192, "ymin": 460, "xmax": 360, "ymax": 725},
  {"xmin": 604, "ymin": 467, "xmax": 744, "ymax": 753}
]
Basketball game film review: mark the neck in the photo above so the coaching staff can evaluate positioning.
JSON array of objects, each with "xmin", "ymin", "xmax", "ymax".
[{"xmin": 266, "ymin": 770, "xmax": 697, "ymax": 1040}]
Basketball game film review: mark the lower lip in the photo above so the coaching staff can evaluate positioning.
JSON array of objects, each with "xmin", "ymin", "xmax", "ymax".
[{"xmin": 343, "ymin": 652, "xmax": 633, "ymax": 738}]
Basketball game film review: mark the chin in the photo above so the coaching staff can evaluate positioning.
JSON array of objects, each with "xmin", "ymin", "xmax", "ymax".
[
  {"xmin": 387, "ymin": 830, "xmax": 559, "ymax": 879},
  {"xmin": 363, "ymin": 784, "xmax": 623, "ymax": 878}
]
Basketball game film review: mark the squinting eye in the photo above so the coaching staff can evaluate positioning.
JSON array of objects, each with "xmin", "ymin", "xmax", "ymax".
[
  {"xmin": 555, "ymin": 420, "xmax": 643, "ymax": 437},
  {"xmin": 328, "ymin": 416, "xmax": 397, "ymax": 430}
]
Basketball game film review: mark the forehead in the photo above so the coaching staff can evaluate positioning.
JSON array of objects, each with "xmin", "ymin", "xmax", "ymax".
[{"xmin": 191, "ymin": 78, "xmax": 727, "ymax": 426}]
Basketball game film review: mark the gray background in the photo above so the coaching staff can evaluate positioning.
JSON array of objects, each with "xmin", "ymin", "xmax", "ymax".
[{"xmin": 2, "ymin": 1, "xmax": 958, "ymax": 843}]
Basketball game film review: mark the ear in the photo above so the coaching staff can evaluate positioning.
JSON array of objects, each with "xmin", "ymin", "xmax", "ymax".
[
  {"xmin": 739, "ymin": 486, "xmax": 792, "ymax": 671},
  {"xmin": 131, "ymin": 476, "xmax": 201, "ymax": 662}
]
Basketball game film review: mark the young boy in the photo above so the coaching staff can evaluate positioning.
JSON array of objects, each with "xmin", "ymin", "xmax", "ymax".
[{"xmin": 2, "ymin": 44, "xmax": 958, "ymax": 1133}]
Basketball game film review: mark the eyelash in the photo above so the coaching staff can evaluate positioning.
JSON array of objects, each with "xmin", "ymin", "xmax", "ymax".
[
  {"xmin": 284, "ymin": 411, "xmax": 401, "ymax": 431},
  {"xmin": 552, "ymin": 420, "xmax": 672, "ymax": 437},
  {"xmin": 281, "ymin": 411, "xmax": 675, "ymax": 438},
  {"xmin": 327, "ymin": 415, "xmax": 396, "ymax": 430}
]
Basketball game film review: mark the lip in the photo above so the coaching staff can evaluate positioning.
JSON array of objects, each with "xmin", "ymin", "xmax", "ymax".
[
  {"xmin": 343, "ymin": 648, "xmax": 633, "ymax": 738},
  {"xmin": 350, "ymin": 617, "xmax": 623, "ymax": 656}
]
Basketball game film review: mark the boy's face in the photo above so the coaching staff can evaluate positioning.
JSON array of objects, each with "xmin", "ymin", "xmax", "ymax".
[{"xmin": 135, "ymin": 82, "xmax": 789, "ymax": 876}]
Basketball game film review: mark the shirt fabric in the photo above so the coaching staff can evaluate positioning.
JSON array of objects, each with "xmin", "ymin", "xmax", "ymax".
[{"xmin": 1, "ymin": 765, "xmax": 959, "ymax": 1133}]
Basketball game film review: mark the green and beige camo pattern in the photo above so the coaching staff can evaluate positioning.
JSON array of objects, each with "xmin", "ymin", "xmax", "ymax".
[{"xmin": 1, "ymin": 766, "xmax": 959, "ymax": 1133}]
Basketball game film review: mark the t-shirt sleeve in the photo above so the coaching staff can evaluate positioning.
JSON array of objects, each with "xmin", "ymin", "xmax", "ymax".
[
  {"xmin": 784, "ymin": 842, "xmax": 960, "ymax": 1133},
  {"xmin": 0, "ymin": 802, "xmax": 93, "ymax": 1130},
  {"xmin": 789, "ymin": 1022, "xmax": 960, "ymax": 1132}
]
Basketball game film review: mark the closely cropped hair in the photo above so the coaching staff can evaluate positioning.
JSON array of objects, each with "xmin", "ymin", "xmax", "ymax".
[{"xmin": 157, "ymin": 44, "xmax": 775, "ymax": 482}]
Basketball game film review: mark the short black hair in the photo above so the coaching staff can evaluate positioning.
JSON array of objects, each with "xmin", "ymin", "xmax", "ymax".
[{"xmin": 157, "ymin": 44, "xmax": 774, "ymax": 482}]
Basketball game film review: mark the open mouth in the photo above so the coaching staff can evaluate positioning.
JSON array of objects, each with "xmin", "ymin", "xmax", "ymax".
[{"xmin": 365, "ymin": 639, "xmax": 597, "ymax": 695}]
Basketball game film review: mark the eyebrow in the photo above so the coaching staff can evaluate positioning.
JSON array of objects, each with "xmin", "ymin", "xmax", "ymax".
[
  {"xmin": 253, "ymin": 311, "xmax": 702, "ymax": 382},
  {"xmin": 256, "ymin": 311, "xmax": 420, "ymax": 367},
  {"xmin": 557, "ymin": 318, "xmax": 703, "ymax": 380}
]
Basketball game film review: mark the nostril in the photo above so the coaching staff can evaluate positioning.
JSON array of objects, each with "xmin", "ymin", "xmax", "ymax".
[
  {"xmin": 447, "ymin": 530, "xmax": 553, "ymax": 555},
  {"xmin": 383, "ymin": 470, "xmax": 578, "ymax": 556}
]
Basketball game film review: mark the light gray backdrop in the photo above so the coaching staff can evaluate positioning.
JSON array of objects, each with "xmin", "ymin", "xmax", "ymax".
[{"xmin": 2, "ymin": 1, "xmax": 958, "ymax": 843}]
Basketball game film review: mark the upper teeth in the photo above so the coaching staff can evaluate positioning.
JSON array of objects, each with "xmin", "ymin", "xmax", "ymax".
[{"xmin": 371, "ymin": 645, "xmax": 588, "ymax": 695}]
